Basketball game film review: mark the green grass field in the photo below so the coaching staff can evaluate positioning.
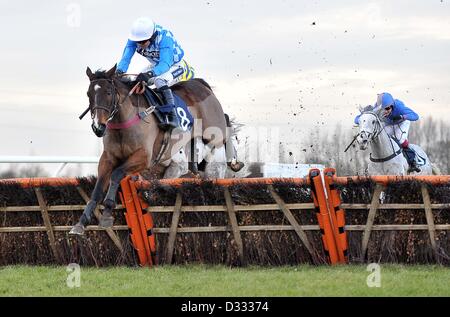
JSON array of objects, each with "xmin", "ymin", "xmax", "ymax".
[{"xmin": 1, "ymin": 264, "xmax": 449, "ymax": 297}]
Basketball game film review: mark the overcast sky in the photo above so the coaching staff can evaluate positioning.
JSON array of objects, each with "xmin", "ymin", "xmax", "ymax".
[{"xmin": 0, "ymin": 0, "xmax": 449, "ymax": 175}]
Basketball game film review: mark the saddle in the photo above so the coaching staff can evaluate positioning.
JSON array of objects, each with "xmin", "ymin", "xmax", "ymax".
[{"xmin": 142, "ymin": 86, "xmax": 194, "ymax": 132}]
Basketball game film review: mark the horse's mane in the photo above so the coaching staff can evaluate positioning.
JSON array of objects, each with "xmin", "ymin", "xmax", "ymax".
[
  {"xmin": 360, "ymin": 104, "xmax": 375, "ymax": 113},
  {"xmin": 117, "ymin": 76, "xmax": 138, "ymax": 88},
  {"xmin": 359, "ymin": 104, "xmax": 386, "ymax": 126},
  {"xmin": 91, "ymin": 69, "xmax": 135, "ymax": 88},
  {"xmin": 91, "ymin": 69, "xmax": 111, "ymax": 80}
]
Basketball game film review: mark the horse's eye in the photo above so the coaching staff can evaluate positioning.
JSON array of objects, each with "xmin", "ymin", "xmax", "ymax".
[{"xmin": 372, "ymin": 120, "xmax": 375, "ymax": 124}]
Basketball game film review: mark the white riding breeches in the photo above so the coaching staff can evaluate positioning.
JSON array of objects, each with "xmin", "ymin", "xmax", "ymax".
[
  {"xmin": 141, "ymin": 60, "xmax": 193, "ymax": 89},
  {"xmin": 384, "ymin": 120, "xmax": 411, "ymax": 144}
]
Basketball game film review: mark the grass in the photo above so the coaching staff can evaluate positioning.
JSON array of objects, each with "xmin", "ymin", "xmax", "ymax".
[{"xmin": 0, "ymin": 264, "xmax": 449, "ymax": 297}]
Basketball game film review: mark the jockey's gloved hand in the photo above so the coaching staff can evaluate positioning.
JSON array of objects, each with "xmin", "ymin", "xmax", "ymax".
[
  {"xmin": 391, "ymin": 115, "xmax": 404, "ymax": 123},
  {"xmin": 115, "ymin": 69, "xmax": 125, "ymax": 76},
  {"xmin": 136, "ymin": 71, "xmax": 155, "ymax": 84}
]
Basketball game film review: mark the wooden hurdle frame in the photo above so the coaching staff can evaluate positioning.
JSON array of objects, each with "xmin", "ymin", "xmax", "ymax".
[{"xmin": 1, "ymin": 174, "xmax": 449, "ymax": 266}]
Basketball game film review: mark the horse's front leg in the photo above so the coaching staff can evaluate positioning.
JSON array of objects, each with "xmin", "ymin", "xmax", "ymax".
[
  {"xmin": 69, "ymin": 153, "xmax": 114, "ymax": 235},
  {"xmin": 99, "ymin": 149, "xmax": 149, "ymax": 228}
]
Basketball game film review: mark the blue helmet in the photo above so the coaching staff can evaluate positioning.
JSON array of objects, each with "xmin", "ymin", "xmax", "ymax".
[{"xmin": 376, "ymin": 92, "xmax": 395, "ymax": 109}]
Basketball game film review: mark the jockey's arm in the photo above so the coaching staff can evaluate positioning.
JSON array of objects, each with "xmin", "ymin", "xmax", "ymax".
[
  {"xmin": 117, "ymin": 40, "xmax": 137, "ymax": 73},
  {"xmin": 401, "ymin": 106, "xmax": 419, "ymax": 121},
  {"xmin": 152, "ymin": 36, "xmax": 175, "ymax": 76}
]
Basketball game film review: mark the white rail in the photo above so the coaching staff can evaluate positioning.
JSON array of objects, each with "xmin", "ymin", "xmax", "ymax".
[
  {"xmin": 0, "ymin": 156, "xmax": 99, "ymax": 163},
  {"xmin": 0, "ymin": 156, "xmax": 99, "ymax": 176}
]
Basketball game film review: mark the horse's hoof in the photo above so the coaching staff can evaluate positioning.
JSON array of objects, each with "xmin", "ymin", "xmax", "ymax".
[
  {"xmin": 228, "ymin": 161, "xmax": 245, "ymax": 172},
  {"xmin": 69, "ymin": 223, "xmax": 85, "ymax": 236},
  {"xmin": 99, "ymin": 215, "xmax": 114, "ymax": 228}
]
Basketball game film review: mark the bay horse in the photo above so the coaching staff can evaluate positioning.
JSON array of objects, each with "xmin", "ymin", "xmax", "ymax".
[{"xmin": 70, "ymin": 64, "xmax": 237, "ymax": 235}]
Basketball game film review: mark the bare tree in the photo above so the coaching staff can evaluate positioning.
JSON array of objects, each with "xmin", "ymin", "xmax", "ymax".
[{"xmin": 0, "ymin": 165, "xmax": 48, "ymax": 178}]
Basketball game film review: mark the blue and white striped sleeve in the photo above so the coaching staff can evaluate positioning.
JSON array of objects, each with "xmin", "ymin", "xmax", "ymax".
[{"xmin": 152, "ymin": 36, "xmax": 174, "ymax": 76}]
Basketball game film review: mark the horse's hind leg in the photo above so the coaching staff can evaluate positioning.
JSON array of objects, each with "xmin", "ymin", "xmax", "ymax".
[
  {"xmin": 70, "ymin": 154, "xmax": 113, "ymax": 235},
  {"xmin": 99, "ymin": 149, "xmax": 148, "ymax": 228},
  {"xmin": 224, "ymin": 114, "xmax": 244, "ymax": 172}
]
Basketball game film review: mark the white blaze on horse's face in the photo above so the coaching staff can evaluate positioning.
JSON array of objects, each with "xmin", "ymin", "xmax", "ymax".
[
  {"xmin": 357, "ymin": 113, "xmax": 378, "ymax": 151},
  {"xmin": 92, "ymin": 84, "xmax": 106, "ymax": 130},
  {"xmin": 92, "ymin": 91, "xmax": 101, "ymax": 127}
]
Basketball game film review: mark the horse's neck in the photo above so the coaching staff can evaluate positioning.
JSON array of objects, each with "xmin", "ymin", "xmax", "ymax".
[
  {"xmin": 104, "ymin": 82, "xmax": 160, "ymax": 158},
  {"xmin": 370, "ymin": 126, "xmax": 400, "ymax": 159},
  {"xmin": 115, "ymin": 83, "xmax": 145, "ymax": 122}
]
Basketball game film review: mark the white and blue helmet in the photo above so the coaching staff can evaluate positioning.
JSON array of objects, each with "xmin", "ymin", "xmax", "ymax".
[
  {"xmin": 376, "ymin": 92, "xmax": 395, "ymax": 109},
  {"xmin": 128, "ymin": 17, "xmax": 156, "ymax": 42}
]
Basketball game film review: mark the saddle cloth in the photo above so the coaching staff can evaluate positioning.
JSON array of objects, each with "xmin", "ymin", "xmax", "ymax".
[{"xmin": 391, "ymin": 137, "xmax": 426, "ymax": 166}]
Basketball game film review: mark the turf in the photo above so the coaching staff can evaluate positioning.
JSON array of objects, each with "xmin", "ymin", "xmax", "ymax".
[{"xmin": 0, "ymin": 264, "xmax": 449, "ymax": 297}]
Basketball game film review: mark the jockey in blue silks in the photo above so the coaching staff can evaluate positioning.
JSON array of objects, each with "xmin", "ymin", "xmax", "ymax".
[
  {"xmin": 354, "ymin": 92, "xmax": 421, "ymax": 173},
  {"xmin": 116, "ymin": 17, "xmax": 194, "ymax": 130}
]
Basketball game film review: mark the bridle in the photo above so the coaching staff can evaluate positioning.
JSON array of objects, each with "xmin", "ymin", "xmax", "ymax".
[
  {"xmin": 89, "ymin": 78, "xmax": 124, "ymax": 123},
  {"xmin": 357, "ymin": 111, "xmax": 384, "ymax": 144},
  {"xmin": 79, "ymin": 76, "xmax": 146, "ymax": 121},
  {"xmin": 357, "ymin": 111, "xmax": 402, "ymax": 162}
]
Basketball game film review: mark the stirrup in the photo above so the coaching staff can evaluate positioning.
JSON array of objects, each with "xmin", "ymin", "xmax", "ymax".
[
  {"xmin": 408, "ymin": 165, "xmax": 421, "ymax": 173},
  {"xmin": 159, "ymin": 107, "xmax": 180, "ymax": 131}
]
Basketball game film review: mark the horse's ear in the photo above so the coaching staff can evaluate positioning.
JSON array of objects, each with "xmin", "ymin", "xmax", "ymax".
[
  {"xmin": 106, "ymin": 64, "xmax": 117, "ymax": 78},
  {"xmin": 86, "ymin": 67, "xmax": 94, "ymax": 80},
  {"xmin": 375, "ymin": 107, "xmax": 383, "ymax": 117}
]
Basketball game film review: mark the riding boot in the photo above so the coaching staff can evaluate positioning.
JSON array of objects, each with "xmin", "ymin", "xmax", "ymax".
[
  {"xmin": 159, "ymin": 86, "xmax": 180, "ymax": 130},
  {"xmin": 402, "ymin": 144, "xmax": 421, "ymax": 173}
]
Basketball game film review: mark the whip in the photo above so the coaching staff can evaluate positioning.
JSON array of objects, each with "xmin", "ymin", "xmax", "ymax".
[{"xmin": 344, "ymin": 134, "xmax": 359, "ymax": 153}]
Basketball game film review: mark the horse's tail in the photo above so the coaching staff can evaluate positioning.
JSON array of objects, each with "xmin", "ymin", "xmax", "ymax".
[
  {"xmin": 193, "ymin": 78, "xmax": 213, "ymax": 91},
  {"xmin": 431, "ymin": 163, "xmax": 441, "ymax": 175}
]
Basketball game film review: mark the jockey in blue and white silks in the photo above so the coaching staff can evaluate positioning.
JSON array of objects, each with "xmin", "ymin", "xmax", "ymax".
[
  {"xmin": 116, "ymin": 17, "xmax": 195, "ymax": 130},
  {"xmin": 354, "ymin": 92, "xmax": 421, "ymax": 172}
]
